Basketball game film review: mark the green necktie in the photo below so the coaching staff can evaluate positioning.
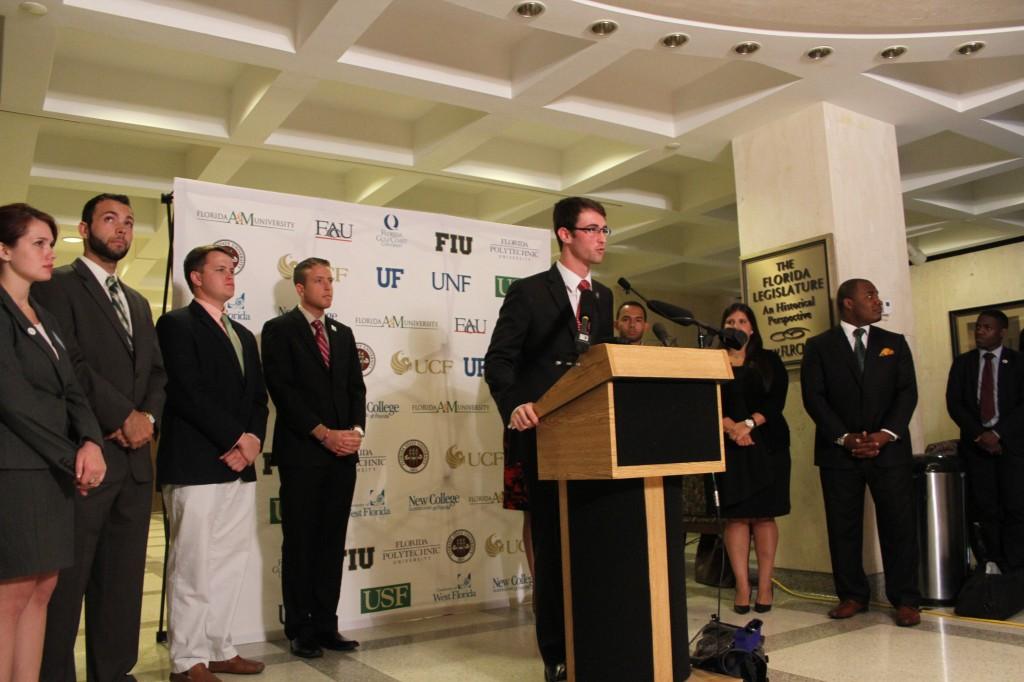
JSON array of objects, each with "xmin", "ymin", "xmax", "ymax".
[
  {"xmin": 853, "ymin": 328, "xmax": 866, "ymax": 372},
  {"xmin": 221, "ymin": 314, "xmax": 245, "ymax": 375}
]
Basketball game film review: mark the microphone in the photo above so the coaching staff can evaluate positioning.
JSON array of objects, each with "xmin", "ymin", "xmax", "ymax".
[
  {"xmin": 617, "ymin": 277, "xmax": 632, "ymax": 293},
  {"xmin": 647, "ymin": 300, "xmax": 694, "ymax": 326},
  {"xmin": 575, "ymin": 288, "xmax": 596, "ymax": 354},
  {"xmin": 652, "ymin": 322, "xmax": 677, "ymax": 347},
  {"xmin": 721, "ymin": 327, "xmax": 748, "ymax": 350}
]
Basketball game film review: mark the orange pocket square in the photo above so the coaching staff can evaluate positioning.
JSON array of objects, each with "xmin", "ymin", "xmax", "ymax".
[{"xmin": 879, "ymin": 347, "xmax": 895, "ymax": 357}]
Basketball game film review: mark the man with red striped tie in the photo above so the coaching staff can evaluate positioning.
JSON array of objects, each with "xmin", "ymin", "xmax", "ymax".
[{"xmin": 261, "ymin": 257, "xmax": 367, "ymax": 659}]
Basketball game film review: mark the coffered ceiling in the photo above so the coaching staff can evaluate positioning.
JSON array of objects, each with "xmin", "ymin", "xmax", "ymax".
[{"xmin": 2, "ymin": 0, "xmax": 1022, "ymax": 303}]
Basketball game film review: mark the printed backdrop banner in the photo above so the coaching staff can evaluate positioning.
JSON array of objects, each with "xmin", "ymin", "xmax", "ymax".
[{"xmin": 171, "ymin": 178, "xmax": 550, "ymax": 643}]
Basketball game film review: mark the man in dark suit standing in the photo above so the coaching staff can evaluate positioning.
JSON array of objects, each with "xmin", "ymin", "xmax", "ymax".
[
  {"xmin": 485, "ymin": 197, "xmax": 613, "ymax": 682},
  {"xmin": 261, "ymin": 257, "xmax": 365, "ymax": 659},
  {"xmin": 801, "ymin": 278, "xmax": 921, "ymax": 627},
  {"xmin": 35, "ymin": 193, "xmax": 166, "ymax": 682},
  {"xmin": 157, "ymin": 245, "xmax": 268, "ymax": 682},
  {"xmin": 946, "ymin": 309, "xmax": 1024, "ymax": 570}
]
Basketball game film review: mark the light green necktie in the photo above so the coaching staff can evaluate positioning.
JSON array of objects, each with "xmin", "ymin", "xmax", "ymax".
[{"xmin": 221, "ymin": 314, "xmax": 245, "ymax": 375}]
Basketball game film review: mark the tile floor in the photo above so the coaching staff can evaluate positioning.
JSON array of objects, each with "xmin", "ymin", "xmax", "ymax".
[{"xmin": 71, "ymin": 515, "xmax": 1024, "ymax": 681}]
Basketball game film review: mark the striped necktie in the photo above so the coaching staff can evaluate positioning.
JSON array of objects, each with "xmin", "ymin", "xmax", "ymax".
[
  {"xmin": 221, "ymin": 314, "xmax": 245, "ymax": 375},
  {"xmin": 106, "ymin": 275, "xmax": 133, "ymax": 350},
  {"xmin": 312, "ymin": 319, "xmax": 330, "ymax": 368}
]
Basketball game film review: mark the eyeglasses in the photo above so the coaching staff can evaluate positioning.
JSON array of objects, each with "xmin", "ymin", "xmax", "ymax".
[{"xmin": 571, "ymin": 226, "xmax": 612, "ymax": 236}]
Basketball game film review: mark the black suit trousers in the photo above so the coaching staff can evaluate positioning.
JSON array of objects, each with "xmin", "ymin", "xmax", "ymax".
[
  {"xmin": 962, "ymin": 442, "xmax": 1024, "ymax": 569},
  {"xmin": 42, "ymin": 468, "xmax": 152, "ymax": 682},
  {"xmin": 523, "ymin": 443, "xmax": 565, "ymax": 666},
  {"xmin": 279, "ymin": 459, "xmax": 357, "ymax": 640},
  {"xmin": 819, "ymin": 460, "xmax": 920, "ymax": 608}
]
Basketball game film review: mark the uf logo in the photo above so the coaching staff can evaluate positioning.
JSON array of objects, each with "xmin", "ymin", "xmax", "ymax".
[
  {"xmin": 463, "ymin": 357, "xmax": 485, "ymax": 377},
  {"xmin": 377, "ymin": 267, "xmax": 404, "ymax": 288}
]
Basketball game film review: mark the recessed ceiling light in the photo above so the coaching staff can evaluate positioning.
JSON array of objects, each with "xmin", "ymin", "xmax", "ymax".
[
  {"xmin": 733, "ymin": 41, "xmax": 760, "ymax": 56},
  {"xmin": 661, "ymin": 33, "xmax": 689, "ymax": 48},
  {"xmin": 19, "ymin": 1, "xmax": 48, "ymax": 15},
  {"xmin": 590, "ymin": 20, "xmax": 618, "ymax": 36},
  {"xmin": 62, "ymin": 236, "xmax": 83, "ymax": 243},
  {"xmin": 880, "ymin": 45, "xmax": 907, "ymax": 59},
  {"xmin": 806, "ymin": 46, "xmax": 833, "ymax": 60},
  {"xmin": 514, "ymin": 2, "xmax": 545, "ymax": 18},
  {"xmin": 665, "ymin": 142, "xmax": 681, "ymax": 150},
  {"xmin": 956, "ymin": 41, "xmax": 985, "ymax": 56}
]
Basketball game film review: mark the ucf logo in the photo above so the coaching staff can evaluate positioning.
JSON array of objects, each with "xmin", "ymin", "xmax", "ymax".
[
  {"xmin": 278, "ymin": 254, "xmax": 348, "ymax": 281},
  {"xmin": 391, "ymin": 351, "xmax": 453, "ymax": 375},
  {"xmin": 485, "ymin": 533, "xmax": 526, "ymax": 557},
  {"xmin": 446, "ymin": 445, "xmax": 502, "ymax": 468}
]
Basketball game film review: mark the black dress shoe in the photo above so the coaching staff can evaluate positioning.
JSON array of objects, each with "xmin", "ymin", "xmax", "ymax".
[
  {"xmin": 544, "ymin": 662, "xmax": 567, "ymax": 682},
  {"xmin": 290, "ymin": 637, "xmax": 323, "ymax": 659},
  {"xmin": 317, "ymin": 632, "xmax": 360, "ymax": 651}
]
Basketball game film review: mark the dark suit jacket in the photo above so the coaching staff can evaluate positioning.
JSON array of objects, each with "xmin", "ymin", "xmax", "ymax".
[
  {"xmin": 156, "ymin": 300, "xmax": 268, "ymax": 486},
  {"xmin": 801, "ymin": 324, "xmax": 918, "ymax": 469},
  {"xmin": 32, "ymin": 260, "xmax": 166, "ymax": 483},
  {"xmin": 261, "ymin": 307, "xmax": 366, "ymax": 467},
  {"xmin": 946, "ymin": 346, "xmax": 1024, "ymax": 457},
  {"xmin": 0, "ymin": 286, "xmax": 102, "ymax": 475},
  {"xmin": 485, "ymin": 264, "xmax": 614, "ymax": 462}
]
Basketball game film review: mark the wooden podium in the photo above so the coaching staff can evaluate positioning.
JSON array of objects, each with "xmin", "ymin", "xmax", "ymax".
[{"xmin": 535, "ymin": 345, "xmax": 732, "ymax": 682}]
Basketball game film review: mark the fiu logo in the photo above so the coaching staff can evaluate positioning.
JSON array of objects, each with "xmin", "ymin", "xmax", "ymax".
[
  {"xmin": 446, "ymin": 529, "xmax": 476, "ymax": 564},
  {"xmin": 277, "ymin": 254, "xmax": 348, "ymax": 281},
  {"xmin": 398, "ymin": 439, "xmax": 429, "ymax": 474},
  {"xmin": 315, "ymin": 219, "xmax": 353, "ymax": 242},
  {"xmin": 463, "ymin": 357, "xmax": 485, "ymax": 377},
  {"xmin": 344, "ymin": 546, "xmax": 375, "ymax": 571},
  {"xmin": 213, "ymin": 239, "xmax": 245, "ymax": 274},
  {"xmin": 432, "ymin": 272, "xmax": 471, "ymax": 292},
  {"xmin": 494, "ymin": 275, "xmax": 519, "ymax": 297},
  {"xmin": 356, "ymin": 343, "xmax": 375, "ymax": 375},
  {"xmin": 391, "ymin": 351, "xmax": 453, "ymax": 375},
  {"xmin": 435, "ymin": 232, "xmax": 473, "ymax": 255},
  {"xmin": 485, "ymin": 533, "xmax": 526, "ymax": 557},
  {"xmin": 454, "ymin": 317, "xmax": 486, "ymax": 334},
  {"xmin": 360, "ymin": 583, "xmax": 411, "ymax": 614},
  {"xmin": 376, "ymin": 267, "xmax": 404, "ymax": 288},
  {"xmin": 446, "ymin": 445, "xmax": 503, "ymax": 469}
]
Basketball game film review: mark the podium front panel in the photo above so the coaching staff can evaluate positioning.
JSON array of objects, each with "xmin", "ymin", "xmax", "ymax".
[{"xmin": 612, "ymin": 379, "xmax": 720, "ymax": 467}]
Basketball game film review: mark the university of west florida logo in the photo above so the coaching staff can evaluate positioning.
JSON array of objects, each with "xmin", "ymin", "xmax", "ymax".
[
  {"xmin": 435, "ymin": 231, "xmax": 473, "ymax": 255},
  {"xmin": 225, "ymin": 293, "xmax": 250, "ymax": 321},
  {"xmin": 315, "ymin": 219, "xmax": 353, "ymax": 242},
  {"xmin": 376, "ymin": 266, "xmax": 404, "ymax": 288},
  {"xmin": 360, "ymin": 583, "xmax": 411, "ymax": 614}
]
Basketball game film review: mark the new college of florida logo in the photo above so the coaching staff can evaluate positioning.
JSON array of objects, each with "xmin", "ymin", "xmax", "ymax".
[
  {"xmin": 213, "ymin": 239, "xmax": 245, "ymax": 274},
  {"xmin": 446, "ymin": 529, "xmax": 476, "ymax": 564},
  {"xmin": 398, "ymin": 439, "xmax": 429, "ymax": 473},
  {"xmin": 360, "ymin": 583, "xmax": 411, "ymax": 614},
  {"xmin": 435, "ymin": 231, "xmax": 473, "ymax": 255},
  {"xmin": 356, "ymin": 342, "xmax": 375, "ymax": 376}
]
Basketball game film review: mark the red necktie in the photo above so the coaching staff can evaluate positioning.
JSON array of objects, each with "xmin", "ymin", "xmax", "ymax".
[
  {"xmin": 980, "ymin": 351, "xmax": 995, "ymax": 424},
  {"xmin": 312, "ymin": 319, "xmax": 330, "ymax": 368},
  {"xmin": 576, "ymin": 280, "xmax": 591, "ymax": 330}
]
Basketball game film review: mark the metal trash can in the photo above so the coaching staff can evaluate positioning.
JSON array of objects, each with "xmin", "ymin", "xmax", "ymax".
[{"xmin": 914, "ymin": 452, "xmax": 968, "ymax": 606}]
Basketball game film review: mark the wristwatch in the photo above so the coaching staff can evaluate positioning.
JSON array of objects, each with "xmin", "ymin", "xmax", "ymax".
[
  {"xmin": 144, "ymin": 412, "xmax": 155, "ymax": 424},
  {"xmin": 744, "ymin": 418, "xmax": 755, "ymax": 429},
  {"xmin": 835, "ymin": 433, "xmax": 849, "ymax": 446},
  {"xmin": 353, "ymin": 425, "xmax": 365, "ymax": 437}
]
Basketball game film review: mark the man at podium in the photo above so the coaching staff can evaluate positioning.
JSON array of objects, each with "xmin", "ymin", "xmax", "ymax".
[{"xmin": 485, "ymin": 196, "xmax": 614, "ymax": 682}]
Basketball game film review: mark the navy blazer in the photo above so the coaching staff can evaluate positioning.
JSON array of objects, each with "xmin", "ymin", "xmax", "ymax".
[
  {"xmin": 156, "ymin": 300, "xmax": 268, "ymax": 486},
  {"xmin": 0, "ymin": 286, "xmax": 102, "ymax": 475},
  {"xmin": 946, "ymin": 346, "xmax": 1024, "ymax": 457},
  {"xmin": 801, "ymin": 324, "xmax": 918, "ymax": 469},
  {"xmin": 261, "ymin": 307, "xmax": 366, "ymax": 467}
]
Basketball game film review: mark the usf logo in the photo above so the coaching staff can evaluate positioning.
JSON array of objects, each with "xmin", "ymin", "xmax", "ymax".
[
  {"xmin": 269, "ymin": 498, "xmax": 282, "ymax": 524},
  {"xmin": 494, "ymin": 275, "xmax": 518, "ymax": 297},
  {"xmin": 361, "ymin": 583, "xmax": 411, "ymax": 614}
]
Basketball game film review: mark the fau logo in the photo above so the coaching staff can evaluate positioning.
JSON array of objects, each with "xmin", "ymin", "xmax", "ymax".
[
  {"xmin": 432, "ymin": 272, "xmax": 471, "ymax": 292},
  {"xmin": 435, "ymin": 232, "xmax": 473, "ymax": 255},
  {"xmin": 315, "ymin": 219, "xmax": 353, "ymax": 242},
  {"xmin": 463, "ymin": 357, "xmax": 484, "ymax": 377},
  {"xmin": 454, "ymin": 318, "xmax": 487, "ymax": 334},
  {"xmin": 376, "ymin": 267, "xmax": 404, "ymax": 288}
]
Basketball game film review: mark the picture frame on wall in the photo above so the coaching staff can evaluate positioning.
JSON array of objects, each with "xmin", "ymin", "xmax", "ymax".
[{"xmin": 948, "ymin": 299, "xmax": 1024, "ymax": 360}]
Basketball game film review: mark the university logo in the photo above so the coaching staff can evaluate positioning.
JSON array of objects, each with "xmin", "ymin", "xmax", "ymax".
[
  {"xmin": 391, "ymin": 351, "xmax": 453, "ymax": 375},
  {"xmin": 360, "ymin": 583, "xmax": 411, "ymax": 614},
  {"xmin": 225, "ymin": 292, "xmax": 251, "ymax": 322},
  {"xmin": 432, "ymin": 272, "xmax": 471, "ymax": 292},
  {"xmin": 485, "ymin": 533, "xmax": 526, "ymax": 557},
  {"xmin": 489, "ymin": 238, "xmax": 540, "ymax": 261},
  {"xmin": 492, "ymin": 572, "xmax": 533, "ymax": 594},
  {"xmin": 355, "ymin": 447, "xmax": 386, "ymax": 473},
  {"xmin": 213, "ymin": 239, "xmax": 245, "ymax": 274},
  {"xmin": 398, "ymin": 439, "xmax": 429, "ymax": 473},
  {"xmin": 315, "ymin": 219, "xmax": 353, "ymax": 242},
  {"xmin": 446, "ymin": 445, "xmax": 502, "ymax": 469},
  {"xmin": 376, "ymin": 267, "xmax": 404, "ymax": 288},
  {"xmin": 381, "ymin": 538, "xmax": 441, "ymax": 565},
  {"xmin": 269, "ymin": 497, "xmax": 282, "ymax": 524},
  {"xmin": 195, "ymin": 209, "xmax": 294, "ymax": 231},
  {"xmin": 446, "ymin": 529, "xmax": 476, "ymax": 564},
  {"xmin": 366, "ymin": 400, "xmax": 399, "ymax": 420},
  {"xmin": 463, "ymin": 357, "xmax": 485, "ymax": 377},
  {"xmin": 377, "ymin": 214, "xmax": 408, "ymax": 248},
  {"xmin": 354, "ymin": 315, "xmax": 438, "ymax": 330},
  {"xmin": 433, "ymin": 573, "xmax": 476, "ymax": 603},
  {"xmin": 434, "ymin": 232, "xmax": 473, "ymax": 255},
  {"xmin": 277, "ymin": 254, "xmax": 348, "ymax": 281},
  {"xmin": 408, "ymin": 490, "xmax": 460, "ymax": 512},
  {"xmin": 494, "ymin": 275, "xmax": 519, "ymax": 297},
  {"xmin": 412, "ymin": 400, "xmax": 490, "ymax": 414},
  {"xmin": 350, "ymin": 488, "xmax": 391, "ymax": 518},
  {"xmin": 469, "ymin": 492, "xmax": 504, "ymax": 506},
  {"xmin": 454, "ymin": 317, "xmax": 487, "ymax": 334},
  {"xmin": 356, "ymin": 343, "xmax": 376, "ymax": 376},
  {"xmin": 344, "ymin": 546, "xmax": 375, "ymax": 571}
]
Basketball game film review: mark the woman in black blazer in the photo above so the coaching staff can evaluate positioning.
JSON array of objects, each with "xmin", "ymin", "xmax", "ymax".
[
  {"xmin": 0, "ymin": 203, "xmax": 105, "ymax": 681},
  {"xmin": 716, "ymin": 303, "xmax": 791, "ymax": 614}
]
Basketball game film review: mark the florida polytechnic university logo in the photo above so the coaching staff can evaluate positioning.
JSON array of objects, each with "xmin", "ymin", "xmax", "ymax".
[
  {"xmin": 446, "ymin": 529, "xmax": 476, "ymax": 563},
  {"xmin": 214, "ymin": 239, "xmax": 245, "ymax": 274},
  {"xmin": 356, "ymin": 343, "xmax": 375, "ymax": 376},
  {"xmin": 398, "ymin": 440, "xmax": 429, "ymax": 473}
]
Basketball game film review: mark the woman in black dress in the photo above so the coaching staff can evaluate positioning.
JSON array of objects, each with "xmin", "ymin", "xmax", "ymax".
[
  {"xmin": 0, "ymin": 203, "xmax": 105, "ymax": 681},
  {"xmin": 717, "ymin": 303, "xmax": 790, "ymax": 613}
]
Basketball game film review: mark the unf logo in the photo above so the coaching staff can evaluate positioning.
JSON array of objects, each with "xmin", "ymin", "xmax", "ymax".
[
  {"xmin": 446, "ymin": 529, "xmax": 476, "ymax": 563},
  {"xmin": 399, "ymin": 439, "xmax": 429, "ymax": 474},
  {"xmin": 376, "ymin": 267, "xmax": 404, "ymax": 288},
  {"xmin": 432, "ymin": 272, "xmax": 471, "ymax": 292},
  {"xmin": 435, "ymin": 232, "xmax": 473, "ymax": 255}
]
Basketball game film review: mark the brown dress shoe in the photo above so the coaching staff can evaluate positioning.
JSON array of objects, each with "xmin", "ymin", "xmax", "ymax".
[
  {"xmin": 169, "ymin": 663, "xmax": 222, "ymax": 682},
  {"xmin": 894, "ymin": 605, "xmax": 921, "ymax": 627},
  {"xmin": 828, "ymin": 599, "xmax": 868, "ymax": 619},
  {"xmin": 208, "ymin": 655, "xmax": 265, "ymax": 675}
]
